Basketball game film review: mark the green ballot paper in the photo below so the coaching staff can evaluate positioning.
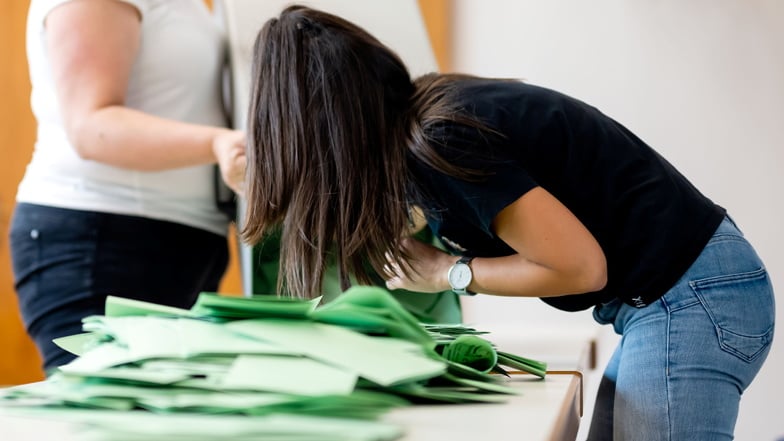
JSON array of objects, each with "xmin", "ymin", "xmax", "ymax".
[
  {"xmin": 441, "ymin": 335, "xmax": 498, "ymax": 373},
  {"xmin": 1, "ymin": 286, "xmax": 547, "ymax": 441}
]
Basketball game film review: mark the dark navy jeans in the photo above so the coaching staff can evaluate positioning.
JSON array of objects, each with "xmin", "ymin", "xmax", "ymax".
[{"xmin": 9, "ymin": 203, "xmax": 229, "ymax": 372}]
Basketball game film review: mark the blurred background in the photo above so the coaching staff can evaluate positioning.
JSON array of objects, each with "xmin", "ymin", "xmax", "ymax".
[
  {"xmin": 451, "ymin": 2, "xmax": 783, "ymax": 440},
  {"xmin": 2, "ymin": 1, "xmax": 781, "ymax": 439}
]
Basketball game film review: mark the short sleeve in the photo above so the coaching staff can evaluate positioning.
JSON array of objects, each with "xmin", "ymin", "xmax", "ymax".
[
  {"xmin": 432, "ymin": 161, "xmax": 537, "ymax": 236},
  {"xmin": 32, "ymin": 0, "xmax": 149, "ymax": 27},
  {"xmin": 114, "ymin": 0, "xmax": 150, "ymax": 18},
  {"xmin": 418, "ymin": 122, "xmax": 538, "ymax": 236}
]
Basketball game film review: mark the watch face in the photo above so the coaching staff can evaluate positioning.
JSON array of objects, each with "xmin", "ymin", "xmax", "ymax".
[{"xmin": 449, "ymin": 263, "xmax": 472, "ymax": 290}]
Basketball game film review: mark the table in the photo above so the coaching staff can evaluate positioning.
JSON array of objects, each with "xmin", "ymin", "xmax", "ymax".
[
  {"xmin": 468, "ymin": 322, "xmax": 600, "ymax": 373},
  {"xmin": 1, "ymin": 320, "xmax": 593, "ymax": 440},
  {"xmin": 0, "ymin": 372, "xmax": 581, "ymax": 441},
  {"xmin": 387, "ymin": 372, "xmax": 583, "ymax": 441}
]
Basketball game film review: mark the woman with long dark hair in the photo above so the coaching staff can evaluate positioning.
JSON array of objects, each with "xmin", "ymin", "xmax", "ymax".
[{"xmin": 243, "ymin": 6, "xmax": 774, "ymax": 440}]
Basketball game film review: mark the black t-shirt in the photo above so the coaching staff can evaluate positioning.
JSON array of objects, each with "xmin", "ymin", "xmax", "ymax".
[{"xmin": 409, "ymin": 79, "xmax": 726, "ymax": 311}]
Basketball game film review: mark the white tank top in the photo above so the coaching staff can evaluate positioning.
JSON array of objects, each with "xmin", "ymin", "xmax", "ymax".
[{"xmin": 19, "ymin": 0, "xmax": 230, "ymax": 236}]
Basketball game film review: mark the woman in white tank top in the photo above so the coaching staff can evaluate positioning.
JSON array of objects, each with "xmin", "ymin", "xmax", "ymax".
[{"xmin": 10, "ymin": 0, "xmax": 246, "ymax": 372}]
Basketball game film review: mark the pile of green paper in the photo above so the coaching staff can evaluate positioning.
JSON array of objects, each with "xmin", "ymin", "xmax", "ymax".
[{"xmin": 0, "ymin": 286, "xmax": 546, "ymax": 440}]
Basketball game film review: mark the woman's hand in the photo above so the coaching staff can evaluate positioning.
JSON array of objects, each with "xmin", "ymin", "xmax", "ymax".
[
  {"xmin": 383, "ymin": 237, "xmax": 456, "ymax": 293},
  {"xmin": 213, "ymin": 130, "xmax": 247, "ymax": 196}
]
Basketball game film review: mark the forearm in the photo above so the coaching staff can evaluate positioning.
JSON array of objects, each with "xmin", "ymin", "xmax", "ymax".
[
  {"xmin": 69, "ymin": 105, "xmax": 228, "ymax": 171},
  {"xmin": 467, "ymin": 254, "xmax": 605, "ymax": 298},
  {"xmin": 386, "ymin": 236, "xmax": 606, "ymax": 297}
]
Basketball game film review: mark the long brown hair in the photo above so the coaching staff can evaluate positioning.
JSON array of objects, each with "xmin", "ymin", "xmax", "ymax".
[{"xmin": 243, "ymin": 5, "xmax": 486, "ymax": 298}]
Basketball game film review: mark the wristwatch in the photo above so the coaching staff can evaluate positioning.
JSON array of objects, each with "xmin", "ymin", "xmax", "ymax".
[{"xmin": 447, "ymin": 256, "xmax": 475, "ymax": 296}]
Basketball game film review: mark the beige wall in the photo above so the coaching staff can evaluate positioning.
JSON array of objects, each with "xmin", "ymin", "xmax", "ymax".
[
  {"xmin": 418, "ymin": 0, "xmax": 453, "ymax": 71},
  {"xmin": 452, "ymin": 1, "xmax": 784, "ymax": 439},
  {"xmin": 0, "ymin": 0, "xmax": 42, "ymax": 384}
]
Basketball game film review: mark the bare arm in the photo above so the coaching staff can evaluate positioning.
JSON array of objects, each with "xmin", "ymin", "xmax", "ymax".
[
  {"xmin": 46, "ymin": 0, "xmax": 242, "ymax": 175},
  {"xmin": 385, "ymin": 187, "xmax": 607, "ymax": 298}
]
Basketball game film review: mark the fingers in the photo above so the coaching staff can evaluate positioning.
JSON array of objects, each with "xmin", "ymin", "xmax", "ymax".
[
  {"xmin": 383, "ymin": 238, "xmax": 451, "ymax": 293},
  {"xmin": 382, "ymin": 258, "xmax": 403, "ymax": 279},
  {"xmin": 226, "ymin": 154, "xmax": 247, "ymax": 196},
  {"xmin": 383, "ymin": 261, "xmax": 408, "ymax": 291},
  {"xmin": 385, "ymin": 278, "xmax": 407, "ymax": 291},
  {"xmin": 214, "ymin": 130, "xmax": 247, "ymax": 196},
  {"xmin": 382, "ymin": 249, "xmax": 407, "ymax": 291}
]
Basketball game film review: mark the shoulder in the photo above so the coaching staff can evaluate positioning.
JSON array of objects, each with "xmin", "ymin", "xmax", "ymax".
[
  {"xmin": 448, "ymin": 78, "xmax": 572, "ymax": 105},
  {"xmin": 433, "ymin": 79, "xmax": 582, "ymax": 139},
  {"xmin": 436, "ymin": 78, "xmax": 592, "ymax": 129},
  {"xmin": 115, "ymin": 0, "xmax": 153, "ymax": 17},
  {"xmin": 30, "ymin": 0, "xmax": 151, "ymax": 25}
]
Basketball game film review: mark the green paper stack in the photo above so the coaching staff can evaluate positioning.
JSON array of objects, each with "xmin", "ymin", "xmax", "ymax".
[{"xmin": 0, "ymin": 286, "xmax": 546, "ymax": 441}]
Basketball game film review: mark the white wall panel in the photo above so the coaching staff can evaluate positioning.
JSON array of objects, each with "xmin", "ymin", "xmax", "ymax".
[{"xmin": 453, "ymin": 1, "xmax": 784, "ymax": 439}]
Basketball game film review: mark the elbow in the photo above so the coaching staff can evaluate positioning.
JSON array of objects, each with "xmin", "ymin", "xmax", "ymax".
[
  {"xmin": 585, "ymin": 265, "xmax": 608, "ymax": 293},
  {"xmin": 576, "ymin": 241, "xmax": 608, "ymax": 293},
  {"xmin": 558, "ymin": 251, "xmax": 606, "ymax": 295},
  {"xmin": 71, "ymin": 141, "xmax": 95, "ymax": 162},
  {"xmin": 579, "ymin": 256, "xmax": 607, "ymax": 293},
  {"xmin": 64, "ymin": 116, "xmax": 96, "ymax": 161}
]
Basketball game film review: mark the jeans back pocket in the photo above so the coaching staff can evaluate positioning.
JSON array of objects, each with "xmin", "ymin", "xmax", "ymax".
[{"xmin": 690, "ymin": 267, "xmax": 775, "ymax": 363}]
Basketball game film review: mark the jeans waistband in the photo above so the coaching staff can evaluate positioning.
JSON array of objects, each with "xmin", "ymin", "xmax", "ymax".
[{"xmin": 593, "ymin": 215, "xmax": 740, "ymax": 325}]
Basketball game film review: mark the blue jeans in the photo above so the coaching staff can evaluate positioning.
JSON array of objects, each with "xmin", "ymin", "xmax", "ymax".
[
  {"xmin": 587, "ymin": 216, "xmax": 775, "ymax": 441},
  {"xmin": 9, "ymin": 203, "xmax": 229, "ymax": 372}
]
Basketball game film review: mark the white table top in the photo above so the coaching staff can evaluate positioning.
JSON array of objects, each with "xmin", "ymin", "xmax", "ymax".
[
  {"xmin": 0, "ymin": 373, "xmax": 581, "ymax": 441},
  {"xmin": 387, "ymin": 373, "xmax": 583, "ymax": 441}
]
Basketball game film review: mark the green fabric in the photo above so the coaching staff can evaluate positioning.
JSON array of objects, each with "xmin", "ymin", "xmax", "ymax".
[{"xmin": 250, "ymin": 227, "xmax": 462, "ymax": 324}]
